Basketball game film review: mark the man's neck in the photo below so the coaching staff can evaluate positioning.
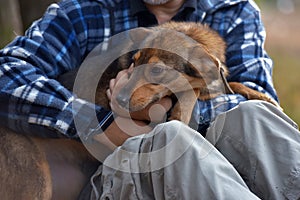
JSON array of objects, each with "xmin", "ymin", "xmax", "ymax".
[{"xmin": 145, "ymin": 0, "xmax": 185, "ymax": 24}]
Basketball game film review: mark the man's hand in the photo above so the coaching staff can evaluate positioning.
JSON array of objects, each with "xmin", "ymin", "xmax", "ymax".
[
  {"xmin": 96, "ymin": 67, "xmax": 172, "ymax": 148},
  {"xmin": 106, "ymin": 66, "xmax": 172, "ymax": 122}
]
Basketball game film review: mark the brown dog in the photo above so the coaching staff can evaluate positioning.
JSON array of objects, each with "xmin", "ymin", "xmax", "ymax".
[
  {"xmin": 66, "ymin": 21, "xmax": 280, "ymax": 124},
  {"xmin": 110, "ymin": 21, "xmax": 281, "ymax": 124},
  {"xmin": 0, "ymin": 21, "xmax": 280, "ymax": 199}
]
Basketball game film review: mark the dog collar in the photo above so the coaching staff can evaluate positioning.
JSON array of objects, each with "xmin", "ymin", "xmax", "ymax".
[
  {"xmin": 213, "ymin": 55, "xmax": 234, "ymax": 95},
  {"xmin": 220, "ymin": 65, "xmax": 234, "ymax": 94}
]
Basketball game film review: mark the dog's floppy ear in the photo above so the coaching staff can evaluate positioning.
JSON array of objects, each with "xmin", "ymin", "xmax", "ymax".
[
  {"xmin": 187, "ymin": 45, "xmax": 221, "ymax": 80},
  {"xmin": 186, "ymin": 45, "xmax": 234, "ymax": 94}
]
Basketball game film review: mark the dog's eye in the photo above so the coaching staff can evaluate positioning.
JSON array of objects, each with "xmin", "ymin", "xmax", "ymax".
[{"xmin": 151, "ymin": 66, "xmax": 164, "ymax": 76}]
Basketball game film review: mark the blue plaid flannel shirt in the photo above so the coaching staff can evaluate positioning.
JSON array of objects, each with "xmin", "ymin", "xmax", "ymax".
[{"xmin": 0, "ymin": 0, "xmax": 278, "ymax": 138}]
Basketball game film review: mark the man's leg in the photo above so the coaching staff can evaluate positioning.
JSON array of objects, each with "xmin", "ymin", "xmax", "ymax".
[
  {"xmin": 206, "ymin": 100, "xmax": 300, "ymax": 200},
  {"xmin": 90, "ymin": 120, "xmax": 260, "ymax": 200}
]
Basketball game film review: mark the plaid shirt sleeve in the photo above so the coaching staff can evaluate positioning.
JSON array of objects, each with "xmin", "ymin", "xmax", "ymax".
[
  {"xmin": 192, "ymin": 0, "xmax": 279, "ymax": 130},
  {"xmin": 0, "ymin": 1, "xmax": 116, "ymax": 138}
]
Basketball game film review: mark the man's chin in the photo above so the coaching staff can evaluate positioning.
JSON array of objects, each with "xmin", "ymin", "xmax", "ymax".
[{"xmin": 142, "ymin": 0, "xmax": 173, "ymax": 5}]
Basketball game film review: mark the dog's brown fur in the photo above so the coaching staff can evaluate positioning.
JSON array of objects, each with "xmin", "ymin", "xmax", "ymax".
[
  {"xmin": 0, "ymin": 21, "xmax": 280, "ymax": 199},
  {"xmin": 0, "ymin": 126, "xmax": 99, "ymax": 199},
  {"xmin": 65, "ymin": 21, "xmax": 280, "ymax": 124},
  {"xmin": 113, "ymin": 21, "xmax": 281, "ymax": 123}
]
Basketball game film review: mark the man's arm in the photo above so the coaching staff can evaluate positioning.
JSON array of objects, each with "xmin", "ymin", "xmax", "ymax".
[
  {"xmin": 0, "ymin": 1, "xmax": 112, "ymax": 137},
  {"xmin": 193, "ymin": 1, "xmax": 278, "ymax": 131}
]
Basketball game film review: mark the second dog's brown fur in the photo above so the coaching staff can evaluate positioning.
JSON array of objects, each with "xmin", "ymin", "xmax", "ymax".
[{"xmin": 0, "ymin": 126, "xmax": 99, "ymax": 200}]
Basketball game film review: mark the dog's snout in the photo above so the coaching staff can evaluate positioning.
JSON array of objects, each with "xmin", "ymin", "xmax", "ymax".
[{"xmin": 116, "ymin": 92, "xmax": 130, "ymax": 109}]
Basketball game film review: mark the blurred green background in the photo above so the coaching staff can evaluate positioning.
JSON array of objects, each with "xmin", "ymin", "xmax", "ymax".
[
  {"xmin": 0, "ymin": 0, "xmax": 299, "ymax": 125},
  {"xmin": 260, "ymin": 0, "xmax": 300, "ymax": 126}
]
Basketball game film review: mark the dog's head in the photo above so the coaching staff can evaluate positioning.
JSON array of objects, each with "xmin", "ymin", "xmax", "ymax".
[
  {"xmin": 116, "ymin": 48, "xmax": 227, "ymax": 111},
  {"xmin": 115, "ymin": 23, "xmax": 228, "ymax": 111}
]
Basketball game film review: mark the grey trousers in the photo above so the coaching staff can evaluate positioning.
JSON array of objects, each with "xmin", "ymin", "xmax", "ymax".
[{"xmin": 89, "ymin": 101, "xmax": 300, "ymax": 200}]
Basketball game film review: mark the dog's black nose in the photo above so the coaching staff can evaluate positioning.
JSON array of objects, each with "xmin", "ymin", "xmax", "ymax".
[{"xmin": 116, "ymin": 92, "xmax": 130, "ymax": 109}]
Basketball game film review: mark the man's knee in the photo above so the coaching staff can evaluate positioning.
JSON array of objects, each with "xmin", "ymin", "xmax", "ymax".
[
  {"xmin": 232, "ymin": 100, "xmax": 297, "ymax": 128},
  {"xmin": 235, "ymin": 100, "xmax": 269, "ymax": 117},
  {"xmin": 152, "ymin": 120, "xmax": 199, "ymax": 144},
  {"xmin": 227, "ymin": 100, "xmax": 279, "ymax": 122},
  {"xmin": 154, "ymin": 120, "xmax": 186, "ymax": 135},
  {"xmin": 207, "ymin": 100, "xmax": 276, "ymax": 145},
  {"xmin": 104, "ymin": 120, "xmax": 198, "ymax": 173}
]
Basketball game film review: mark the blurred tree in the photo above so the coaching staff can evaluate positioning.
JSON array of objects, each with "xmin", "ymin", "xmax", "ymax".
[
  {"xmin": 0, "ymin": 0, "xmax": 23, "ymax": 47},
  {"xmin": 255, "ymin": 0, "xmax": 261, "ymax": 5},
  {"xmin": 0, "ymin": 0, "xmax": 56, "ymax": 48},
  {"xmin": 18, "ymin": 0, "xmax": 56, "ymax": 30}
]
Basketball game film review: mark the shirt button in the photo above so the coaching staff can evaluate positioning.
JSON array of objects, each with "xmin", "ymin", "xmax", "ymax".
[{"xmin": 199, "ymin": 116, "xmax": 204, "ymax": 121}]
